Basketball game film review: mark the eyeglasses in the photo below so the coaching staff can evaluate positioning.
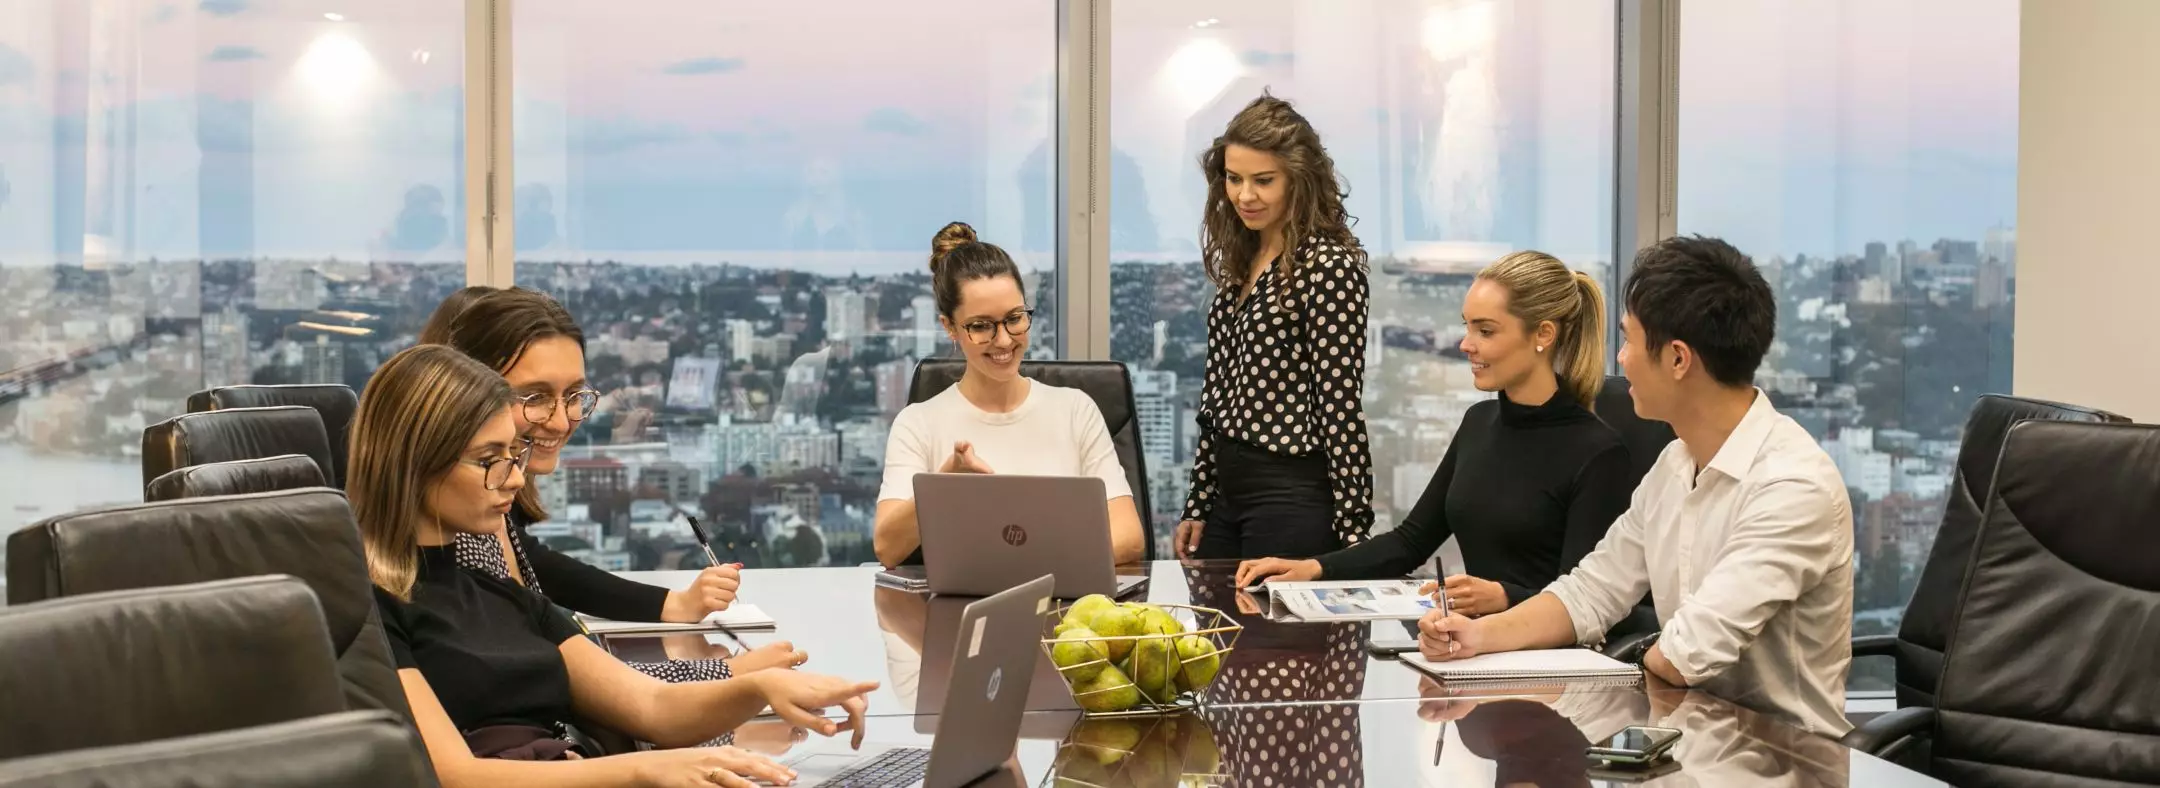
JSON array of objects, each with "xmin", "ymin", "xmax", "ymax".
[
  {"xmin": 959, "ymin": 310, "xmax": 1034, "ymax": 345},
  {"xmin": 472, "ymin": 441, "xmax": 532, "ymax": 491},
  {"xmin": 517, "ymin": 388, "xmax": 601, "ymax": 424}
]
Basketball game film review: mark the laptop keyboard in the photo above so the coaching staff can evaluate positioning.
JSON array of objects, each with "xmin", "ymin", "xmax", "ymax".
[{"xmin": 822, "ymin": 747, "xmax": 931, "ymax": 788}]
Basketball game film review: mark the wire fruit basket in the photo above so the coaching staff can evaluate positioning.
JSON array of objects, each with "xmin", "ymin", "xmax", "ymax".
[
  {"xmin": 1048, "ymin": 712, "xmax": 1229, "ymax": 787},
  {"xmin": 1040, "ymin": 596, "xmax": 1242, "ymax": 717}
]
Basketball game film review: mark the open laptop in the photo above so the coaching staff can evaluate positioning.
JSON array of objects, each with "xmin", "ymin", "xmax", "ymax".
[
  {"xmin": 910, "ymin": 594, "xmax": 1082, "ymax": 738},
  {"xmin": 912, "ymin": 474, "xmax": 1149, "ymax": 599},
  {"xmin": 777, "ymin": 574, "xmax": 1054, "ymax": 788}
]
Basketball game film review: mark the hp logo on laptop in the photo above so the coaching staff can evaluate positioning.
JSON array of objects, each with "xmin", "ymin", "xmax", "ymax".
[
  {"xmin": 1001, "ymin": 524, "xmax": 1028, "ymax": 546},
  {"xmin": 986, "ymin": 667, "xmax": 1003, "ymax": 701}
]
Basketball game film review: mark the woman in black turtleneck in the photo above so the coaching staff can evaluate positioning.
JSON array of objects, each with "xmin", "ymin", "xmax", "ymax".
[{"xmin": 1237, "ymin": 251, "xmax": 1633, "ymax": 618}]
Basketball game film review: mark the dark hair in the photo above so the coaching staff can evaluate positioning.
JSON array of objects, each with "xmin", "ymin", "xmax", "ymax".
[
  {"xmin": 419, "ymin": 285, "xmax": 498, "ymax": 345},
  {"xmin": 928, "ymin": 221, "xmax": 1025, "ymax": 319},
  {"xmin": 349, "ymin": 344, "xmax": 514, "ymax": 600},
  {"xmin": 1623, "ymin": 235, "xmax": 1775, "ymax": 387},
  {"xmin": 1199, "ymin": 92, "xmax": 1364, "ymax": 290},
  {"xmin": 437, "ymin": 287, "xmax": 586, "ymax": 521}
]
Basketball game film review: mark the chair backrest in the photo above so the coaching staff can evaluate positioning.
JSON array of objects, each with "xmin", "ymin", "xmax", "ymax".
[
  {"xmin": 907, "ymin": 359, "xmax": 1155, "ymax": 560},
  {"xmin": 140, "ymin": 407, "xmax": 334, "ymax": 496},
  {"xmin": 0, "ymin": 711, "xmax": 436, "ymax": 788},
  {"xmin": 189, "ymin": 384, "xmax": 359, "ymax": 489},
  {"xmin": 1892, "ymin": 394, "xmax": 2125, "ymax": 709},
  {"xmin": 5, "ymin": 489, "xmax": 411, "ymax": 719},
  {"xmin": 1592, "ymin": 375, "xmax": 1676, "ymax": 487},
  {"xmin": 1930, "ymin": 420, "xmax": 2160, "ymax": 786},
  {"xmin": 0, "ymin": 577, "xmax": 345, "ymax": 760},
  {"xmin": 144, "ymin": 454, "xmax": 327, "ymax": 502}
]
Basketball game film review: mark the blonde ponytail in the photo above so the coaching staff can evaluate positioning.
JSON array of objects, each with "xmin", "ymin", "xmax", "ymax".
[{"xmin": 1476, "ymin": 252, "xmax": 1607, "ymax": 411}]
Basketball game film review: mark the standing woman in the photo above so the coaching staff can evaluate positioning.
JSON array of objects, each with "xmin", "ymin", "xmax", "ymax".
[{"xmin": 1175, "ymin": 93, "xmax": 1374, "ymax": 560}]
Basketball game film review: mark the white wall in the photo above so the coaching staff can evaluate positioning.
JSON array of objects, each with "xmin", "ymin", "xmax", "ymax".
[{"xmin": 2016, "ymin": 0, "xmax": 2160, "ymax": 421}]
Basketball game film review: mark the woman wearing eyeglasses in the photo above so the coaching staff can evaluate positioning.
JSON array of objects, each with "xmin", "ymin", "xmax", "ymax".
[
  {"xmin": 423, "ymin": 288, "xmax": 805, "ymax": 683},
  {"xmin": 351, "ymin": 344, "xmax": 877, "ymax": 784},
  {"xmin": 871, "ymin": 222, "xmax": 1147, "ymax": 568}
]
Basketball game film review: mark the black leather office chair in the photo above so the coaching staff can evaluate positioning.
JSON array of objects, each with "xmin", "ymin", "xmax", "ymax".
[
  {"xmin": 189, "ymin": 384, "xmax": 359, "ymax": 489},
  {"xmin": 144, "ymin": 454, "xmax": 327, "ymax": 502},
  {"xmin": 1855, "ymin": 395, "xmax": 2126, "ymax": 720},
  {"xmin": 139, "ymin": 406, "xmax": 334, "ymax": 497},
  {"xmin": 0, "ymin": 711, "xmax": 435, "ymax": 788},
  {"xmin": 1592, "ymin": 375, "xmax": 1676, "ymax": 485},
  {"xmin": 906, "ymin": 359, "xmax": 1156, "ymax": 560},
  {"xmin": 5, "ymin": 489, "xmax": 411, "ymax": 719},
  {"xmin": 1591, "ymin": 375, "xmax": 1669, "ymax": 647},
  {"xmin": 0, "ymin": 577, "xmax": 346, "ymax": 760},
  {"xmin": 1847, "ymin": 420, "xmax": 2160, "ymax": 785}
]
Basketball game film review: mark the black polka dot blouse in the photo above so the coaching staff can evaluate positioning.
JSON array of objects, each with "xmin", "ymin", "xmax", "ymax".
[{"xmin": 1182, "ymin": 234, "xmax": 1375, "ymax": 546}]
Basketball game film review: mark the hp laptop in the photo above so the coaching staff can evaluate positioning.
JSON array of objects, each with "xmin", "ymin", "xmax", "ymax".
[
  {"xmin": 910, "ymin": 594, "xmax": 1084, "ymax": 738},
  {"xmin": 912, "ymin": 474, "xmax": 1148, "ymax": 599},
  {"xmin": 776, "ymin": 574, "xmax": 1054, "ymax": 788}
]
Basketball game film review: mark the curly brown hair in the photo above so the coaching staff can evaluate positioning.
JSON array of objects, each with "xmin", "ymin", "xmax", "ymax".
[{"xmin": 1198, "ymin": 92, "xmax": 1364, "ymax": 290}]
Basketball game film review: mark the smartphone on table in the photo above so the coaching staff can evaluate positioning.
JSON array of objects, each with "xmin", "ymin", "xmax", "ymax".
[
  {"xmin": 1364, "ymin": 619, "xmax": 1421, "ymax": 657},
  {"xmin": 1586, "ymin": 726, "xmax": 1682, "ymax": 764}
]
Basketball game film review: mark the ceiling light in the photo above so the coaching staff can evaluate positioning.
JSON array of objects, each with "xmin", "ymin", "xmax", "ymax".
[{"xmin": 323, "ymin": 12, "xmax": 345, "ymax": 22}]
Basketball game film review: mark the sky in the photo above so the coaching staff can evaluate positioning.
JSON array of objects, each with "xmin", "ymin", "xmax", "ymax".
[{"xmin": 0, "ymin": 0, "xmax": 2019, "ymax": 271}]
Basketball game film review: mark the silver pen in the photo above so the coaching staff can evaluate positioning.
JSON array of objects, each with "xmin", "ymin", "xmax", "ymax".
[{"xmin": 682, "ymin": 515, "xmax": 749, "ymax": 650}]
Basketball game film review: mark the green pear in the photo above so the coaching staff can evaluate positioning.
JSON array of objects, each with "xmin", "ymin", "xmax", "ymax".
[
  {"xmin": 1071, "ymin": 718, "xmax": 1144, "ymax": 764},
  {"xmin": 1137, "ymin": 606, "xmax": 1184, "ymax": 637},
  {"xmin": 1087, "ymin": 605, "xmax": 1143, "ymax": 662},
  {"xmin": 1130, "ymin": 637, "xmax": 1179, "ymax": 704},
  {"xmin": 1174, "ymin": 635, "xmax": 1221, "ymax": 693},
  {"xmin": 1050, "ymin": 627, "xmax": 1111, "ymax": 682},
  {"xmin": 1068, "ymin": 593, "xmax": 1118, "ymax": 624},
  {"xmin": 1074, "ymin": 663, "xmax": 1142, "ymax": 714}
]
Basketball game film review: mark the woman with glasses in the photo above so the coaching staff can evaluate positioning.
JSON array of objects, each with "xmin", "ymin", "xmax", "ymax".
[
  {"xmin": 424, "ymin": 288, "xmax": 805, "ymax": 684},
  {"xmin": 871, "ymin": 222, "xmax": 1146, "ymax": 568},
  {"xmin": 351, "ymin": 344, "xmax": 877, "ymax": 783}
]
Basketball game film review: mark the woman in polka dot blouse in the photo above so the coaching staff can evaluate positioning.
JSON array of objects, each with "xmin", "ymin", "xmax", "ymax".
[{"xmin": 1173, "ymin": 93, "xmax": 1375, "ymax": 561}]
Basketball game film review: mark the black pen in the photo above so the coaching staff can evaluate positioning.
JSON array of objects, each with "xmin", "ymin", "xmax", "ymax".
[{"xmin": 683, "ymin": 514, "xmax": 750, "ymax": 651}]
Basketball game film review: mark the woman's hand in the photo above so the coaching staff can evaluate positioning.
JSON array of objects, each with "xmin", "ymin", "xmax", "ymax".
[
  {"xmin": 937, "ymin": 441, "xmax": 995, "ymax": 474},
  {"xmin": 754, "ymin": 671, "xmax": 881, "ymax": 748},
  {"xmin": 1173, "ymin": 520, "xmax": 1205, "ymax": 558},
  {"xmin": 1440, "ymin": 574, "xmax": 1509, "ymax": 617},
  {"xmin": 726, "ymin": 640, "xmax": 810, "ymax": 674},
  {"xmin": 1233, "ymin": 557, "xmax": 1321, "ymax": 589},
  {"xmin": 626, "ymin": 745, "xmax": 797, "ymax": 788},
  {"xmin": 661, "ymin": 564, "xmax": 745, "ymax": 623},
  {"xmin": 732, "ymin": 720, "xmax": 810, "ymax": 756}
]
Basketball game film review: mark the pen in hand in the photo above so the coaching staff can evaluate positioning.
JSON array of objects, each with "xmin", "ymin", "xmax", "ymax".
[
  {"xmin": 683, "ymin": 514, "xmax": 750, "ymax": 651},
  {"xmin": 1433, "ymin": 557, "xmax": 1457, "ymax": 655}
]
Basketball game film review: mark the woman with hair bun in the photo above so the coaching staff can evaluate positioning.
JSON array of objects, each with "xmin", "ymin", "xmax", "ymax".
[{"xmin": 870, "ymin": 222, "xmax": 1146, "ymax": 568}]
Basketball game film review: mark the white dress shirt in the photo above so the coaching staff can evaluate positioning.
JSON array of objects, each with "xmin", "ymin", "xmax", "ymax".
[{"xmin": 1546, "ymin": 390, "xmax": 1856, "ymax": 736}]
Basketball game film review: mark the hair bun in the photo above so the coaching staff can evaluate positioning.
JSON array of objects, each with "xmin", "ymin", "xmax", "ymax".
[{"xmin": 930, "ymin": 221, "xmax": 978, "ymax": 271}]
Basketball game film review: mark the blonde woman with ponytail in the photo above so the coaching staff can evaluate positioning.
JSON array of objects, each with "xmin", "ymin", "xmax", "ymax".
[{"xmin": 1238, "ymin": 252, "xmax": 1638, "ymax": 627}]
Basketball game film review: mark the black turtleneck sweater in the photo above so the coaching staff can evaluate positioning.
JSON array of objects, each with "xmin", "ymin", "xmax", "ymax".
[{"xmin": 1315, "ymin": 388, "xmax": 1633, "ymax": 606}]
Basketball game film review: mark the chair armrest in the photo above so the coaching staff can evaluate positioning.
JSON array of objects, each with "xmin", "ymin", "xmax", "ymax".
[
  {"xmin": 1840, "ymin": 706, "xmax": 1934, "ymax": 761},
  {"xmin": 1601, "ymin": 631, "xmax": 1659, "ymax": 664},
  {"xmin": 1851, "ymin": 633, "xmax": 1898, "ymax": 659}
]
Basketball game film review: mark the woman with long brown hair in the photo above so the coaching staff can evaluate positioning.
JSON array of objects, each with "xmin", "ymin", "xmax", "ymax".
[
  {"xmin": 350, "ymin": 344, "xmax": 876, "ymax": 784},
  {"xmin": 426, "ymin": 287, "xmax": 803, "ymax": 682},
  {"xmin": 1172, "ymin": 93, "xmax": 1375, "ymax": 561}
]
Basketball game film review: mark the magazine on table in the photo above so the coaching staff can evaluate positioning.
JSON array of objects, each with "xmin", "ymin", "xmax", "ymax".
[{"xmin": 1252, "ymin": 578, "xmax": 1434, "ymax": 622}]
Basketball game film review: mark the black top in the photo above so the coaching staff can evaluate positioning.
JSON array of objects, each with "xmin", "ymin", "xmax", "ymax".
[
  {"xmin": 1182, "ymin": 235, "xmax": 1375, "ymax": 546},
  {"xmin": 376, "ymin": 545, "xmax": 585, "ymax": 733},
  {"xmin": 1315, "ymin": 388, "xmax": 1633, "ymax": 606},
  {"xmin": 452, "ymin": 511, "xmax": 669, "ymax": 623}
]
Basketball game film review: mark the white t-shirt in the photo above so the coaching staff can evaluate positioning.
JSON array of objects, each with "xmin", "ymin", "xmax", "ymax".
[{"xmin": 878, "ymin": 379, "xmax": 1134, "ymax": 503}]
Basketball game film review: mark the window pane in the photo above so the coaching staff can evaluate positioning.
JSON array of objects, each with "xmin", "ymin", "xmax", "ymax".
[
  {"xmin": 1677, "ymin": 0, "xmax": 2019, "ymax": 692},
  {"xmin": 0, "ymin": 2, "xmax": 466, "ymax": 596},
  {"xmin": 513, "ymin": 1, "xmax": 1058, "ymax": 570},
  {"xmin": 1109, "ymin": 0, "xmax": 1616, "ymax": 559}
]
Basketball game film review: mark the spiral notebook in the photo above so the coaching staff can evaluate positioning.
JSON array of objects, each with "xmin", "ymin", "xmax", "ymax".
[{"xmin": 1400, "ymin": 648, "xmax": 1642, "ymax": 685}]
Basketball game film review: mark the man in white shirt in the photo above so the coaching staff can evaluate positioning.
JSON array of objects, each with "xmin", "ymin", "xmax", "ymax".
[{"xmin": 1419, "ymin": 235, "xmax": 1855, "ymax": 736}]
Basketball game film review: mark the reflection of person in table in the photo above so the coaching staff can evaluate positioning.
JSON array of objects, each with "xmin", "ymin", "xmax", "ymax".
[
  {"xmin": 1417, "ymin": 237, "xmax": 1856, "ymax": 737},
  {"xmin": 1183, "ymin": 562, "xmax": 1367, "ymax": 787},
  {"xmin": 350, "ymin": 345, "xmax": 880, "ymax": 784}
]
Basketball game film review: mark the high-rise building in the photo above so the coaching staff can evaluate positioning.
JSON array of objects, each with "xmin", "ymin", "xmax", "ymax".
[
  {"xmin": 1131, "ymin": 370, "xmax": 1178, "ymax": 473},
  {"xmin": 910, "ymin": 295, "xmax": 940, "ymax": 359},
  {"xmin": 825, "ymin": 289, "xmax": 868, "ymax": 342},
  {"xmin": 1975, "ymin": 259, "xmax": 2010, "ymax": 309},
  {"xmin": 199, "ymin": 307, "xmax": 251, "ymax": 388},
  {"xmin": 874, "ymin": 358, "xmax": 914, "ymax": 417},
  {"xmin": 727, "ymin": 319, "xmax": 757, "ymax": 364},
  {"xmin": 299, "ymin": 334, "xmax": 343, "ymax": 386},
  {"xmin": 562, "ymin": 457, "xmax": 628, "ymax": 504}
]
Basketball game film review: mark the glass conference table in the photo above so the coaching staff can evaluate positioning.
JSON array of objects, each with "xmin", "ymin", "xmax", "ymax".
[{"xmin": 605, "ymin": 560, "xmax": 1942, "ymax": 787}]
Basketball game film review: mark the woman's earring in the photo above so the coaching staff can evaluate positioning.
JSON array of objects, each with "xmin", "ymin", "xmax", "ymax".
[{"xmin": 1536, "ymin": 345, "xmax": 1545, "ymax": 353}]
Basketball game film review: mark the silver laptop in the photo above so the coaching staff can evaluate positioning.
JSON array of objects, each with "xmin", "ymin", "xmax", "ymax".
[
  {"xmin": 777, "ymin": 575, "xmax": 1053, "ymax": 788},
  {"xmin": 913, "ymin": 474, "xmax": 1148, "ymax": 599}
]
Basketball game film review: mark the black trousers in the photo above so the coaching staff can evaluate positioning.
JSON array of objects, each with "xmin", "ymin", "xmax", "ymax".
[{"xmin": 1195, "ymin": 436, "xmax": 1342, "ymax": 560}]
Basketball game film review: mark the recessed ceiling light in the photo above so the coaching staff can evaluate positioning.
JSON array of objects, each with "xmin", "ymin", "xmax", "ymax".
[{"xmin": 323, "ymin": 12, "xmax": 345, "ymax": 22}]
